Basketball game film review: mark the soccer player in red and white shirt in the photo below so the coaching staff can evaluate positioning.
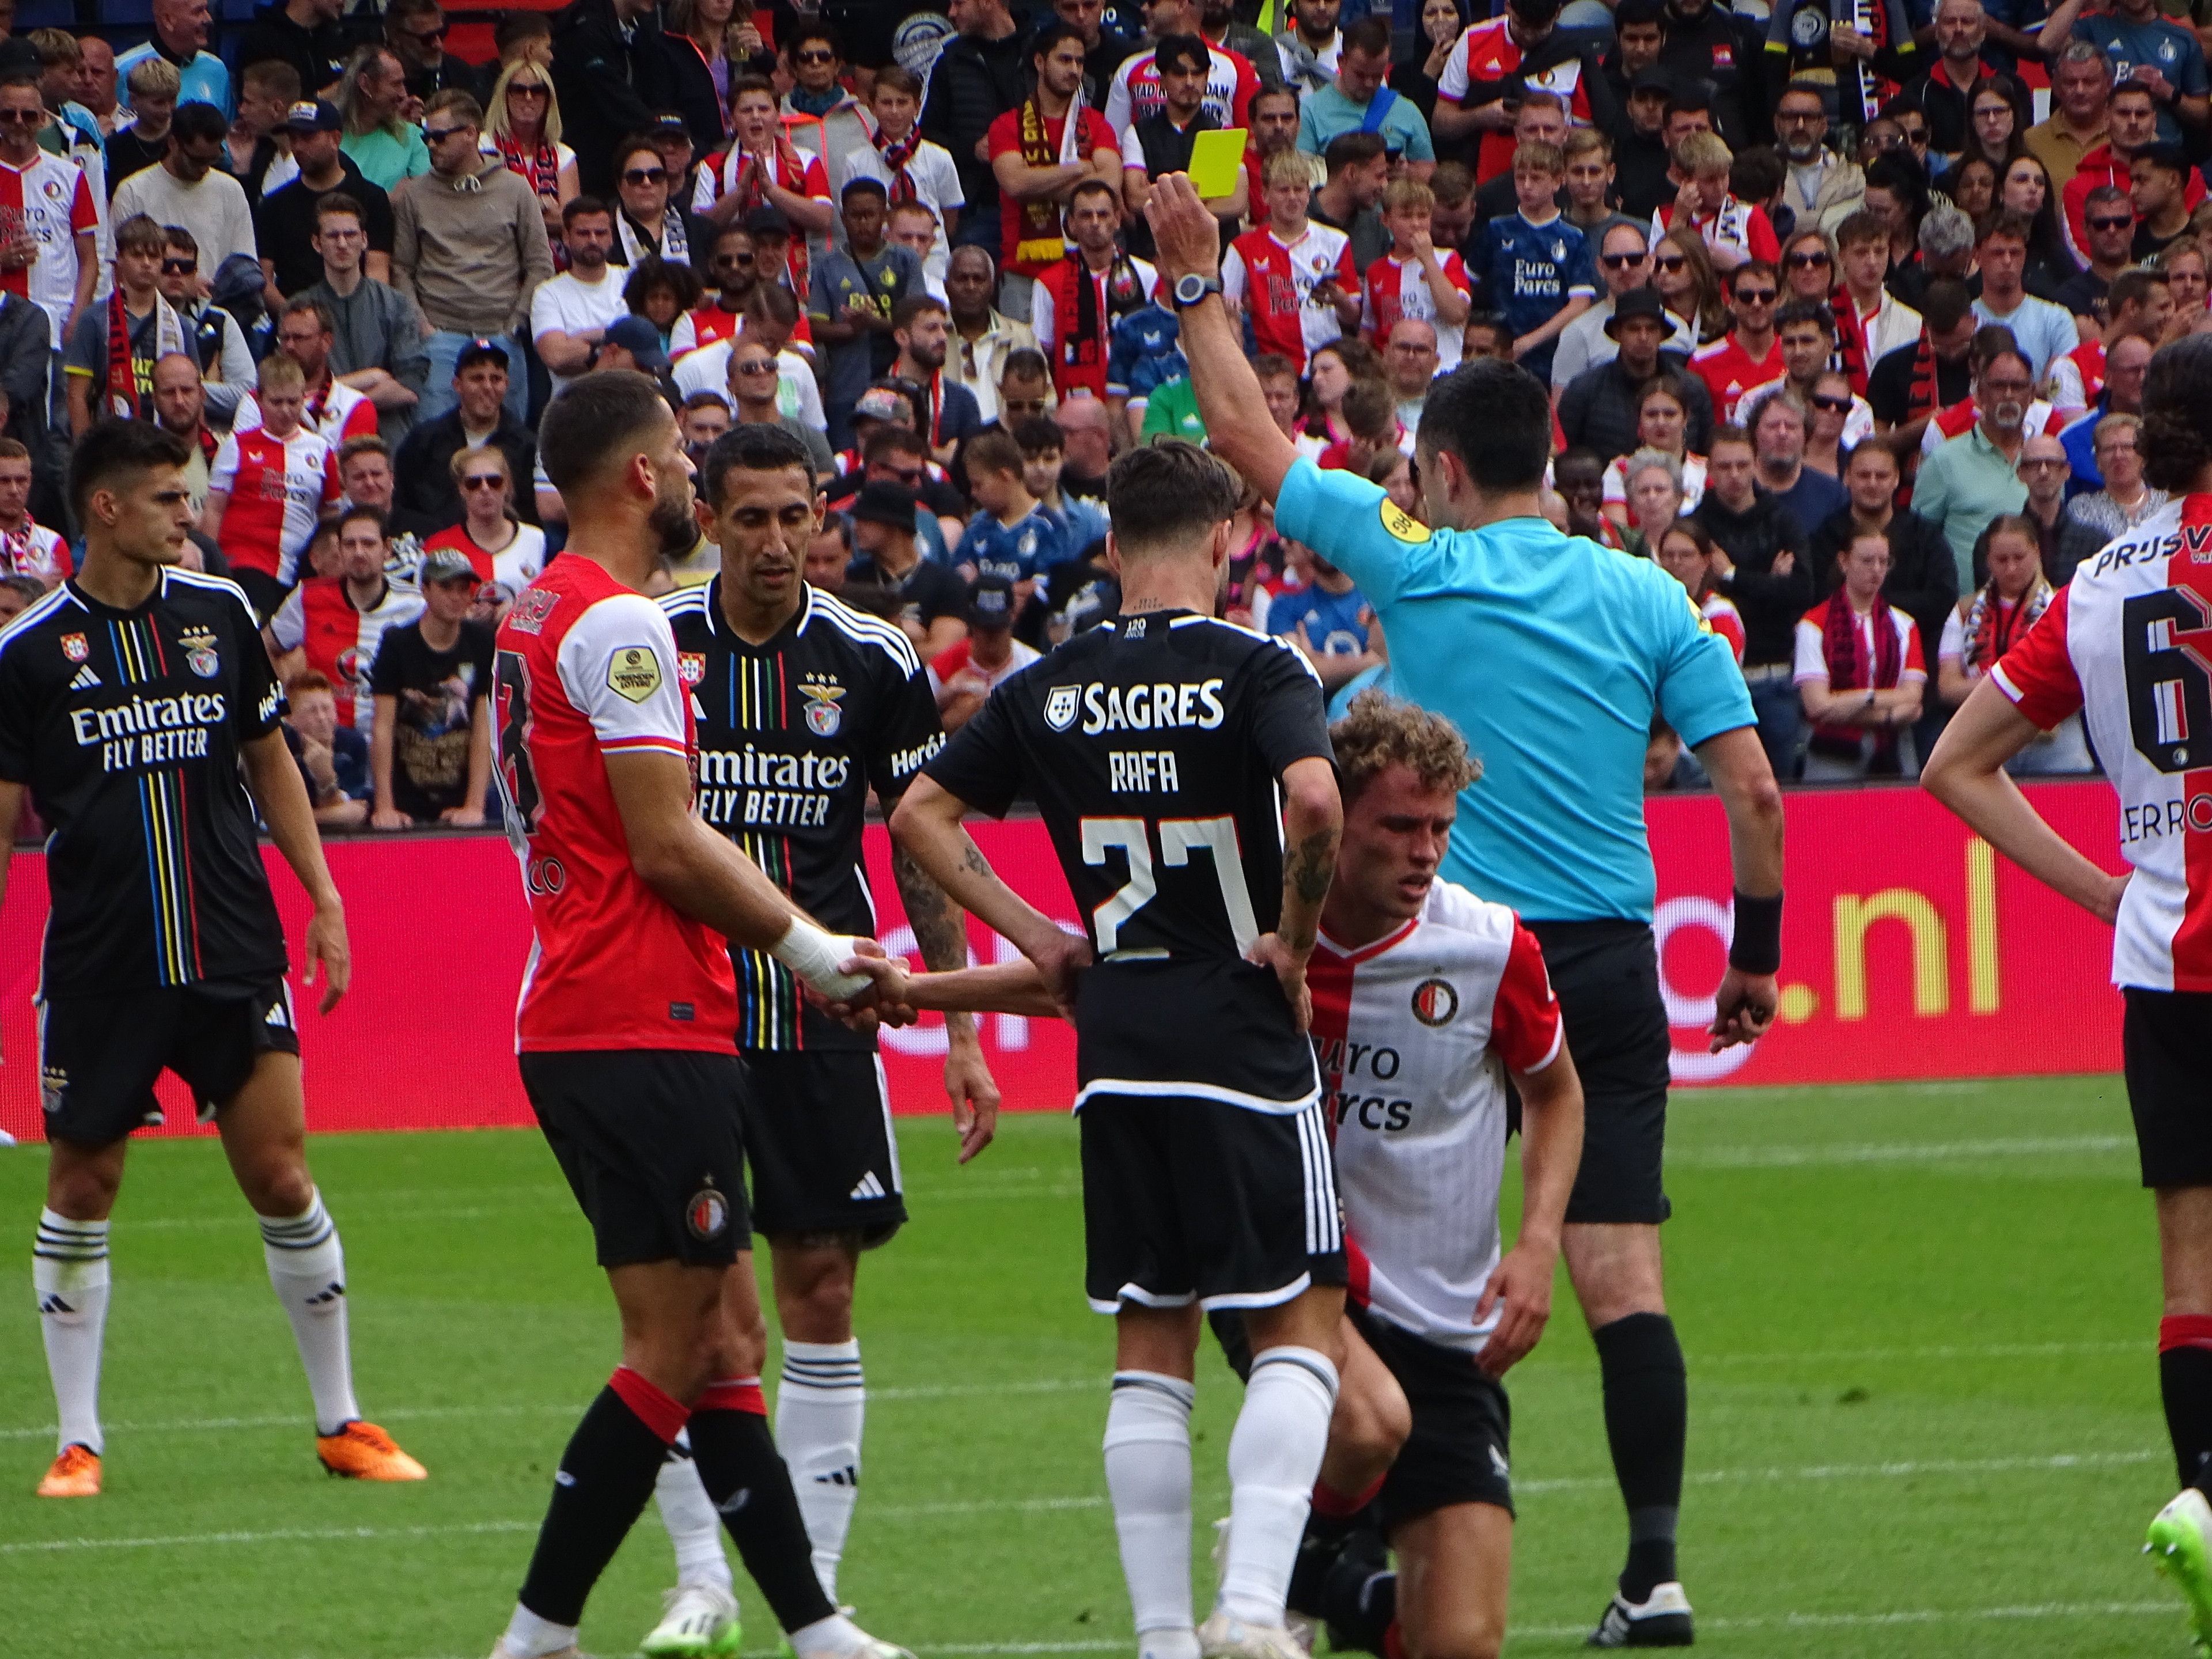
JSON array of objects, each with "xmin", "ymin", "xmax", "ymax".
[
  {"xmin": 1225, "ymin": 150, "xmax": 1362, "ymax": 376},
  {"xmin": 483, "ymin": 373, "xmax": 910, "ymax": 1659},
  {"xmin": 264, "ymin": 506, "xmax": 424, "ymax": 734},
  {"xmin": 0, "ymin": 75, "xmax": 97, "ymax": 342},
  {"xmin": 844, "ymin": 694, "xmax": 1586, "ymax": 1659},
  {"xmin": 1432, "ymin": 5, "xmax": 1597, "ymax": 183},
  {"xmin": 1363, "ymin": 179, "xmax": 1472, "ymax": 369},
  {"xmin": 0, "ymin": 436, "xmax": 66, "ymax": 588},
  {"xmin": 203, "ymin": 357, "xmax": 343, "ymax": 618},
  {"xmin": 1793, "ymin": 530, "xmax": 1925, "ymax": 779},
  {"xmin": 1102, "ymin": 0, "xmax": 1261, "ymax": 135},
  {"xmin": 1923, "ymin": 336, "xmax": 2212, "ymax": 1646},
  {"xmin": 233, "ymin": 298, "xmax": 380, "ymax": 446}
]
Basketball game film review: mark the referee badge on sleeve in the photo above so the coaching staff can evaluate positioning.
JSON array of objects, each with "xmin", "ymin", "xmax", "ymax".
[
  {"xmin": 1380, "ymin": 501, "xmax": 1431, "ymax": 544},
  {"xmin": 607, "ymin": 646, "xmax": 664, "ymax": 703}
]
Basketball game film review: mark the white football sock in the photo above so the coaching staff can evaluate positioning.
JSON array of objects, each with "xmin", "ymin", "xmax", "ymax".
[
  {"xmin": 656, "ymin": 1431, "xmax": 736, "ymax": 1594},
  {"xmin": 258, "ymin": 1190, "xmax": 361, "ymax": 1436},
  {"xmin": 35, "ymin": 1209, "xmax": 110, "ymax": 1456},
  {"xmin": 1104, "ymin": 1370, "xmax": 1199, "ymax": 1656},
  {"xmin": 1219, "ymin": 1347, "xmax": 1339, "ymax": 1626},
  {"xmin": 500, "ymin": 1602, "xmax": 579, "ymax": 1658},
  {"xmin": 777, "ymin": 1338, "xmax": 865, "ymax": 1600}
]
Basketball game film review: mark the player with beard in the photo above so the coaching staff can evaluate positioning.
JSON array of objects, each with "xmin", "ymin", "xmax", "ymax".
[
  {"xmin": 483, "ymin": 372, "xmax": 912, "ymax": 1659},
  {"xmin": 636, "ymin": 423, "xmax": 998, "ymax": 1657}
]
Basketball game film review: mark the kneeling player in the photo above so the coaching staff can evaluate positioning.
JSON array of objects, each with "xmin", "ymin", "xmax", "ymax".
[
  {"xmin": 0, "ymin": 421, "xmax": 423, "ymax": 1498},
  {"xmin": 850, "ymin": 692, "xmax": 1584, "ymax": 1659}
]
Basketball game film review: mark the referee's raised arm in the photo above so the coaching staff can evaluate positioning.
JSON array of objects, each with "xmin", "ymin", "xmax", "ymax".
[{"xmin": 1146, "ymin": 175, "xmax": 1298, "ymax": 505}]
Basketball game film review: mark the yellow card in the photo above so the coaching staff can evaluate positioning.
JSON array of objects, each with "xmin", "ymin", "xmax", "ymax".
[{"xmin": 1188, "ymin": 128, "xmax": 1247, "ymax": 200}]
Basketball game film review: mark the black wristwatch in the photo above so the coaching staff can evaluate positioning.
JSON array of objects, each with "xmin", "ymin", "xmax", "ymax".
[{"xmin": 1172, "ymin": 272, "xmax": 1224, "ymax": 308}]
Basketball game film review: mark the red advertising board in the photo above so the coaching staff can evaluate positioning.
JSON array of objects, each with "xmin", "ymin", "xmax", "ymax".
[{"xmin": 0, "ymin": 783, "xmax": 2128, "ymax": 1142}]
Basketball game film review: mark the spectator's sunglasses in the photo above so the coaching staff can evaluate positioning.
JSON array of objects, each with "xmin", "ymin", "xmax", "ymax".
[
  {"xmin": 732, "ymin": 358, "xmax": 778, "ymax": 375},
  {"xmin": 1732, "ymin": 286, "xmax": 1778, "ymax": 305},
  {"xmin": 423, "ymin": 124, "xmax": 469, "ymax": 145},
  {"xmin": 162, "ymin": 257, "xmax": 197, "ymax": 276},
  {"xmin": 1600, "ymin": 252, "xmax": 1646, "ymax": 269},
  {"xmin": 400, "ymin": 22, "xmax": 448, "ymax": 41},
  {"xmin": 1899, "ymin": 123, "xmax": 1929, "ymax": 145},
  {"xmin": 460, "ymin": 472, "xmax": 508, "ymax": 491},
  {"xmin": 1785, "ymin": 249, "xmax": 1831, "ymax": 268},
  {"xmin": 507, "ymin": 81, "xmax": 550, "ymax": 97},
  {"xmin": 794, "ymin": 47, "xmax": 836, "ymax": 64},
  {"xmin": 1002, "ymin": 396, "xmax": 1049, "ymax": 418},
  {"xmin": 713, "ymin": 250, "xmax": 755, "ymax": 267},
  {"xmin": 624, "ymin": 166, "xmax": 669, "ymax": 185},
  {"xmin": 0, "ymin": 109, "xmax": 41, "ymax": 125},
  {"xmin": 1652, "ymin": 253, "xmax": 1687, "ymax": 272},
  {"xmin": 2089, "ymin": 214, "xmax": 2134, "ymax": 231},
  {"xmin": 880, "ymin": 463, "xmax": 925, "ymax": 484},
  {"xmin": 1810, "ymin": 393, "xmax": 1852, "ymax": 412}
]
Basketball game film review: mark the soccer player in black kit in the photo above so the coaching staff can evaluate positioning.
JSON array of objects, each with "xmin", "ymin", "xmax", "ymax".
[
  {"xmin": 891, "ymin": 440, "xmax": 1347, "ymax": 1659},
  {"xmin": 0, "ymin": 421, "xmax": 424, "ymax": 1498},
  {"xmin": 638, "ymin": 424, "xmax": 1001, "ymax": 1653}
]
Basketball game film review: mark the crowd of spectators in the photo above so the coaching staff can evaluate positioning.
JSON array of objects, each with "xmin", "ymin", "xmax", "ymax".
[{"xmin": 7, "ymin": 0, "xmax": 2206, "ymax": 828}]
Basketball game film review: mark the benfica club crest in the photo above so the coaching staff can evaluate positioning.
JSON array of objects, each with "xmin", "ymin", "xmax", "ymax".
[
  {"xmin": 60, "ymin": 633, "xmax": 88, "ymax": 664},
  {"xmin": 801, "ymin": 679, "xmax": 846, "ymax": 737},
  {"xmin": 179, "ymin": 626, "xmax": 220, "ymax": 678}
]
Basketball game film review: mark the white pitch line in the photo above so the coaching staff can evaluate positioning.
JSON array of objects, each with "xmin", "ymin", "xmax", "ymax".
[
  {"xmin": 1515, "ymin": 1448, "xmax": 2161, "ymax": 1496},
  {"xmin": 1512, "ymin": 1600, "xmax": 2177, "ymax": 1639},
  {"xmin": 0, "ymin": 1518, "xmax": 536, "ymax": 1555},
  {"xmin": 1669, "ymin": 1134, "xmax": 2133, "ymax": 1168}
]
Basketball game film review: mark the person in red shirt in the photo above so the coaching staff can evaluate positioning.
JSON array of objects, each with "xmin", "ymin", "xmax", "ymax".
[
  {"xmin": 202, "ymin": 353, "xmax": 343, "ymax": 618},
  {"xmin": 1363, "ymin": 176, "xmax": 1472, "ymax": 366},
  {"xmin": 482, "ymin": 373, "xmax": 910, "ymax": 1659},
  {"xmin": 263, "ymin": 505, "xmax": 425, "ymax": 734},
  {"xmin": 987, "ymin": 23, "xmax": 1122, "ymax": 317},
  {"xmin": 1656, "ymin": 131, "xmax": 1780, "ymax": 275},
  {"xmin": 1688, "ymin": 260, "xmax": 1783, "ymax": 425},
  {"xmin": 2059, "ymin": 81, "xmax": 2203, "ymax": 266}
]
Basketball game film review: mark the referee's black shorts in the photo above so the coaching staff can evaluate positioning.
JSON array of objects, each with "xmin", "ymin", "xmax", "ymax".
[
  {"xmin": 2124, "ymin": 988, "xmax": 2212, "ymax": 1189},
  {"xmin": 1527, "ymin": 919, "xmax": 1672, "ymax": 1226}
]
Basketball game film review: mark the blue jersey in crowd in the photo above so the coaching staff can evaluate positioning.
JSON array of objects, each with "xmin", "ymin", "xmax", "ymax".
[
  {"xmin": 961, "ymin": 503, "xmax": 1069, "ymax": 585},
  {"xmin": 1464, "ymin": 211, "xmax": 1596, "ymax": 382},
  {"xmin": 2071, "ymin": 14, "xmax": 2207, "ymax": 145},
  {"xmin": 1268, "ymin": 582, "xmax": 1370, "ymax": 657},
  {"xmin": 1274, "ymin": 459, "xmax": 1753, "ymax": 923}
]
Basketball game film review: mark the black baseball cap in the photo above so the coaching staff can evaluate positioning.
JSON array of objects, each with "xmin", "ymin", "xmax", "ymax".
[
  {"xmin": 1604, "ymin": 288, "xmax": 1669, "ymax": 339},
  {"xmin": 283, "ymin": 99, "xmax": 343, "ymax": 134},
  {"xmin": 456, "ymin": 336, "xmax": 510, "ymax": 371},
  {"xmin": 851, "ymin": 480, "xmax": 918, "ymax": 529},
  {"xmin": 1630, "ymin": 69, "xmax": 1674, "ymax": 97},
  {"xmin": 603, "ymin": 315, "xmax": 672, "ymax": 374},
  {"xmin": 743, "ymin": 204, "xmax": 793, "ymax": 237},
  {"xmin": 968, "ymin": 574, "xmax": 1016, "ymax": 630}
]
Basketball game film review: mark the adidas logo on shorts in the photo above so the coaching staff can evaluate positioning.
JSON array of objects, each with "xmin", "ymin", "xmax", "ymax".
[{"xmin": 850, "ymin": 1172, "xmax": 886, "ymax": 1200}]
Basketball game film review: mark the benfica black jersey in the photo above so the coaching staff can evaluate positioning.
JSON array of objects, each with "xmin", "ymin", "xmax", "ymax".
[
  {"xmin": 660, "ymin": 579, "xmax": 945, "ymax": 1051},
  {"xmin": 923, "ymin": 608, "xmax": 1334, "ymax": 1111},
  {"xmin": 0, "ymin": 570, "xmax": 286, "ymax": 998}
]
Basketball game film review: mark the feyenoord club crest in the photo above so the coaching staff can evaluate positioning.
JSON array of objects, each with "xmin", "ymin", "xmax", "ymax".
[
  {"xmin": 801, "ymin": 679, "xmax": 846, "ymax": 736},
  {"xmin": 678, "ymin": 652, "xmax": 706, "ymax": 687},
  {"xmin": 179, "ymin": 626, "xmax": 220, "ymax": 678},
  {"xmin": 686, "ymin": 1181, "xmax": 730, "ymax": 1241},
  {"xmin": 1410, "ymin": 977, "xmax": 1459, "ymax": 1028},
  {"xmin": 1044, "ymin": 684, "xmax": 1080, "ymax": 730},
  {"xmin": 60, "ymin": 633, "xmax": 88, "ymax": 664}
]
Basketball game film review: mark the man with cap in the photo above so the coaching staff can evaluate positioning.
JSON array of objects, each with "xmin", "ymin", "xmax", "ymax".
[
  {"xmin": 1558, "ymin": 286, "xmax": 1714, "ymax": 465},
  {"xmin": 367, "ymin": 540, "xmax": 495, "ymax": 830},
  {"xmin": 1551, "ymin": 221, "xmax": 1695, "ymax": 391},
  {"xmin": 1612, "ymin": 70, "xmax": 1680, "ymax": 222},
  {"xmin": 256, "ymin": 101, "xmax": 397, "ymax": 300},
  {"xmin": 390, "ymin": 336, "xmax": 540, "ymax": 535},
  {"xmin": 593, "ymin": 314, "xmax": 673, "ymax": 378},
  {"xmin": 846, "ymin": 480, "xmax": 969, "ymax": 662},
  {"xmin": 929, "ymin": 573, "xmax": 1040, "ymax": 730}
]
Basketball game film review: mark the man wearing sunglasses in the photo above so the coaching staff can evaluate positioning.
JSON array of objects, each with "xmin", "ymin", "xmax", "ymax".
[
  {"xmin": 111, "ymin": 100, "xmax": 257, "ymax": 278},
  {"xmin": 0, "ymin": 70, "xmax": 98, "ymax": 350},
  {"xmin": 384, "ymin": 0, "xmax": 471, "ymax": 104},
  {"xmin": 1550, "ymin": 221, "xmax": 1692, "ymax": 392},
  {"xmin": 2059, "ymin": 78, "xmax": 2202, "ymax": 265},
  {"xmin": 1688, "ymin": 259, "xmax": 1783, "ymax": 425},
  {"xmin": 392, "ymin": 89, "xmax": 554, "ymax": 427}
]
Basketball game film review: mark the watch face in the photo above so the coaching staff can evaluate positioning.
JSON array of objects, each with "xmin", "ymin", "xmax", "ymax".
[{"xmin": 1175, "ymin": 273, "xmax": 1208, "ymax": 303}]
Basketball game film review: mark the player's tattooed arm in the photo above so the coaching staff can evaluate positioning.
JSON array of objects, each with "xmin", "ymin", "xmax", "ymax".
[
  {"xmin": 1251, "ymin": 756, "xmax": 1343, "ymax": 1034},
  {"xmin": 891, "ymin": 833, "xmax": 1005, "ymax": 1162}
]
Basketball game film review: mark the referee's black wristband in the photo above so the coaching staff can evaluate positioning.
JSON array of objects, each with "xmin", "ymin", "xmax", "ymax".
[{"xmin": 1729, "ymin": 891, "xmax": 1783, "ymax": 976}]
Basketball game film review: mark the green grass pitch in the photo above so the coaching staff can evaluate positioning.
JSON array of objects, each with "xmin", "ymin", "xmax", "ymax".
[{"xmin": 0, "ymin": 1074, "xmax": 2187, "ymax": 1658}]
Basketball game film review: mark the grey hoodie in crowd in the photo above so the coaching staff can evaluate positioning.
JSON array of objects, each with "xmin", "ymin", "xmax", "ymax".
[{"xmin": 391, "ymin": 155, "xmax": 555, "ymax": 338}]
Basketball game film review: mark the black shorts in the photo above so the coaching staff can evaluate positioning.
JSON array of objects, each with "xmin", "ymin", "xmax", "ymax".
[
  {"xmin": 521, "ymin": 1049, "xmax": 752, "ymax": 1268},
  {"xmin": 1349, "ymin": 1302, "xmax": 1514, "ymax": 1531},
  {"xmin": 1528, "ymin": 920, "xmax": 1672, "ymax": 1226},
  {"xmin": 740, "ymin": 1048, "xmax": 906, "ymax": 1244},
  {"xmin": 1080, "ymin": 1092, "xmax": 1346, "ymax": 1314},
  {"xmin": 36, "ymin": 976, "xmax": 300, "ymax": 1146},
  {"xmin": 232, "ymin": 567, "xmax": 291, "ymax": 623},
  {"xmin": 2124, "ymin": 988, "xmax": 2212, "ymax": 1188}
]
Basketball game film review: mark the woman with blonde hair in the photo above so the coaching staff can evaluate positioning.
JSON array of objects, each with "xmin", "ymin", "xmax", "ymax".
[
  {"xmin": 482, "ymin": 56, "xmax": 577, "ymax": 244},
  {"xmin": 423, "ymin": 444, "xmax": 547, "ymax": 602}
]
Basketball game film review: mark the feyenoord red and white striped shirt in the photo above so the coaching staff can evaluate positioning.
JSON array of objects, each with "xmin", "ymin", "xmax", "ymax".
[
  {"xmin": 1309, "ymin": 880, "xmax": 1562, "ymax": 1352},
  {"xmin": 267, "ymin": 576, "xmax": 424, "ymax": 732},
  {"xmin": 234, "ymin": 379, "xmax": 379, "ymax": 446},
  {"xmin": 1363, "ymin": 250, "xmax": 1472, "ymax": 368},
  {"xmin": 1994, "ymin": 494, "xmax": 2212, "ymax": 992},
  {"xmin": 1919, "ymin": 396, "xmax": 2067, "ymax": 455},
  {"xmin": 1224, "ymin": 222, "xmax": 1359, "ymax": 375},
  {"xmin": 0, "ymin": 150, "xmax": 96, "ymax": 335},
  {"xmin": 209, "ymin": 426, "xmax": 342, "ymax": 585},
  {"xmin": 493, "ymin": 555, "xmax": 740, "ymax": 1053},
  {"xmin": 0, "ymin": 518, "xmax": 66, "ymax": 584}
]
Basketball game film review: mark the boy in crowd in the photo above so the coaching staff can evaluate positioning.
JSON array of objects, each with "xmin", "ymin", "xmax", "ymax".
[
  {"xmin": 368, "ymin": 545, "xmax": 491, "ymax": 830},
  {"xmin": 1658, "ymin": 131, "xmax": 1781, "ymax": 273},
  {"xmin": 1465, "ymin": 139, "xmax": 1596, "ymax": 383},
  {"xmin": 960, "ymin": 428, "xmax": 1068, "ymax": 610},
  {"xmin": 1364, "ymin": 176, "xmax": 1471, "ymax": 370},
  {"xmin": 840, "ymin": 66, "xmax": 961, "ymax": 284},
  {"xmin": 1016, "ymin": 415, "xmax": 1109, "ymax": 559},
  {"xmin": 1224, "ymin": 149, "xmax": 1362, "ymax": 374}
]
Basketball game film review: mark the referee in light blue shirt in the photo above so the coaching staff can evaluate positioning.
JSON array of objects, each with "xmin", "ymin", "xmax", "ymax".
[{"xmin": 1145, "ymin": 175, "xmax": 1787, "ymax": 1652}]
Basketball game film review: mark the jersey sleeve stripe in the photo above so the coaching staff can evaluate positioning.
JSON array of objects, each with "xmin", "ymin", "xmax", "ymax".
[
  {"xmin": 1169, "ymin": 612, "xmax": 1325, "ymax": 685},
  {"xmin": 163, "ymin": 567, "xmax": 260, "ymax": 624},
  {"xmin": 599, "ymin": 733, "xmax": 691, "ymax": 755},
  {"xmin": 1521, "ymin": 1020, "xmax": 1565, "ymax": 1074},
  {"xmin": 0, "ymin": 585, "xmax": 79, "ymax": 654},
  {"xmin": 814, "ymin": 594, "xmax": 924, "ymax": 674}
]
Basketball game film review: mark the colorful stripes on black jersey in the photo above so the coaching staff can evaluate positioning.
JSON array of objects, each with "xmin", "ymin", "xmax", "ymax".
[
  {"xmin": 660, "ymin": 581, "xmax": 948, "ymax": 1052},
  {"xmin": 0, "ymin": 571, "xmax": 287, "ymax": 997}
]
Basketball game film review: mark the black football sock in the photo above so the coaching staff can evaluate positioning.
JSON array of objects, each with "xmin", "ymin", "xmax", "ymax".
[
  {"xmin": 2158, "ymin": 1319, "xmax": 2212, "ymax": 1494},
  {"xmin": 686, "ymin": 1378, "xmax": 838, "ymax": 1633},
  {"xmin": 517, "ymin": 1369, "xmax": 686, "ymax": 1625},
  {"xmin": 1594, "ymin": 1312, "xmax": 1687, "ymax": 1601},
  {"xmin": 1316, "ymin": 1546, "xmax": 1396, "ymax": 1656}
]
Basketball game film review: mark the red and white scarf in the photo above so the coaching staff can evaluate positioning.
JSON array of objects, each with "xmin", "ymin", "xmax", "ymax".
[{"xmin": 872, "ymin": 121, "xmax": 921, "ymax": 204}]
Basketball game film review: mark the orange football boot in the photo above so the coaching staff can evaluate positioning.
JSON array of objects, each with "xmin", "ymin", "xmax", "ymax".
[
  {"xmin": 36, "ymin": 1444, "xmax": 100, "ymax": 1497},
  {"xmin": 316, "ymin": 1420, "xmax": 427, "ymax": 1481}
]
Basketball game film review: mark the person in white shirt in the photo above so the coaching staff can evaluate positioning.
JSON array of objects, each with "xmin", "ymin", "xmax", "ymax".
[
  {"xmin": 111, "ymin": 101, "xmax": 259, "ymax": 275},
  {"xmin": 531, "ymin": 196, "xmax": 630, "ymax": 394},
  {"xmin": 835, "ymin": 66, "xmax": 961, "ymax": 278}
]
